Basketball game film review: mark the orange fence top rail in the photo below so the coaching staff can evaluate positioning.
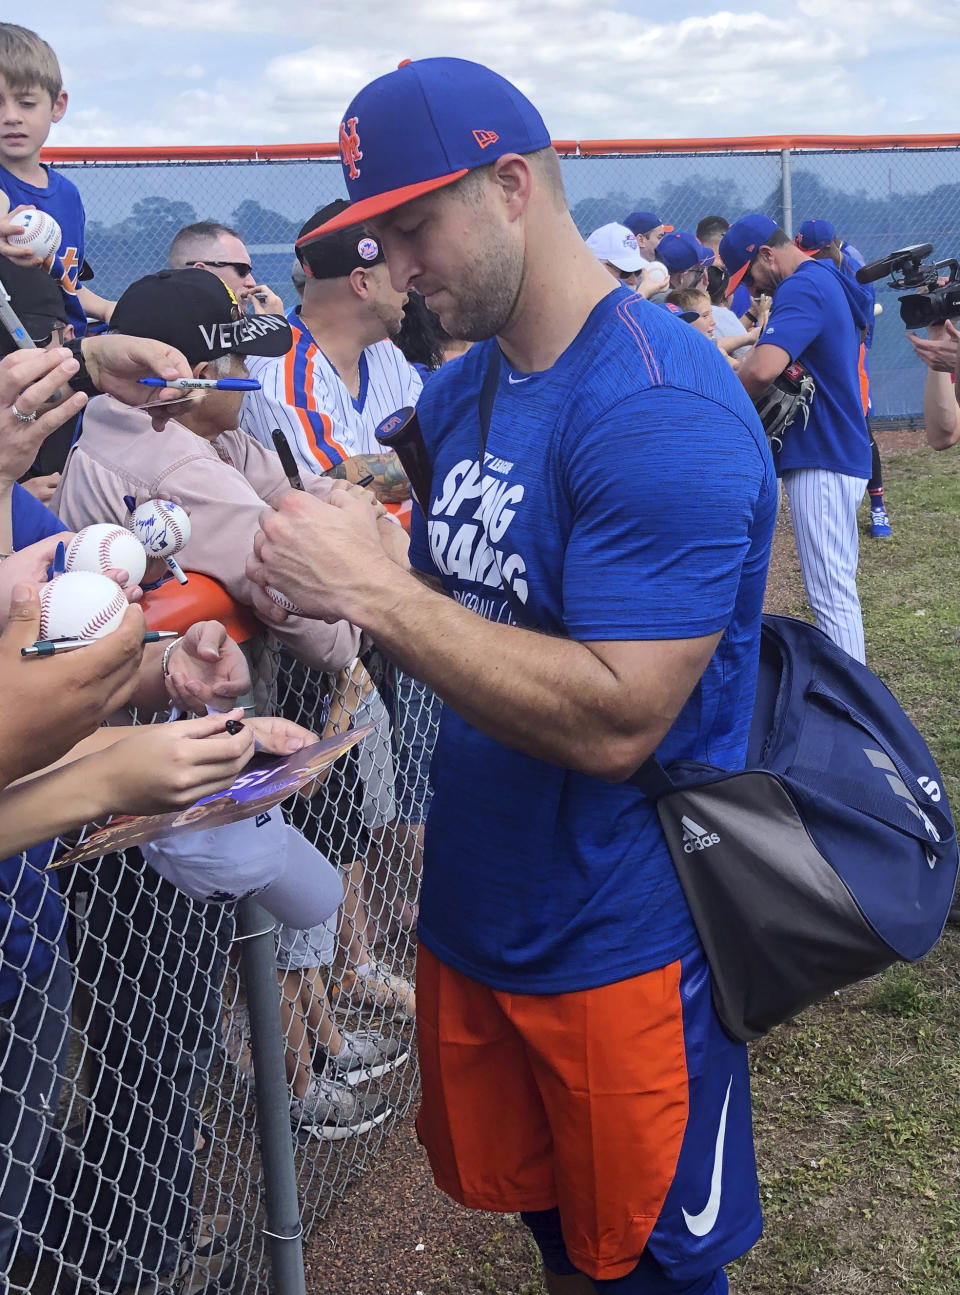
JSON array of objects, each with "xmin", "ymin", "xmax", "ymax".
[{"xmin": 41, "ymin": 132, "xmax": 960, "ymax": 165}]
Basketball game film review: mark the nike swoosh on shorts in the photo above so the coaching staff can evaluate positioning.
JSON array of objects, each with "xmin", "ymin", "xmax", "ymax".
[{"xmin": 681, "ymin": 1075, "xmax": 733, "ymax": 1237}]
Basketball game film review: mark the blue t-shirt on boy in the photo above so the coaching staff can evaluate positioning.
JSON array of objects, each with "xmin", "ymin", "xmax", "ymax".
[
  {"xmin": 409, "ymin": 287, "xmax": 777, "ymax": 994},
  {"xmin": 0, "ymin": 162, "xmax": 87, "ymax": 338}
]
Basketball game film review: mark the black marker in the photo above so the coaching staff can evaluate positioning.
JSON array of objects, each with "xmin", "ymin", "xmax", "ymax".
[
  {"xmin": 225, "ymin": 719, "xmax": 245, "ymax": 735},
  {"xmin": 356, "ymin": 473, "xmax": 375, "ymax": 488},
  {"xmin": 271, "ymin": 428, "xmax": 305, "ymax": 491}
]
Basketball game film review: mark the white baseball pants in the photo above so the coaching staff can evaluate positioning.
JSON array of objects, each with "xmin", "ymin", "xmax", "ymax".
[{"xmin": 782, "ymin": 468, "xmax": 868, "ymax": 664}]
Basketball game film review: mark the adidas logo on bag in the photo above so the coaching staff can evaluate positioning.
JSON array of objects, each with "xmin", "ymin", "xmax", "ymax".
[{"xmin": 681, "ymin": 815, "xmax": 720, "ymax": 853}]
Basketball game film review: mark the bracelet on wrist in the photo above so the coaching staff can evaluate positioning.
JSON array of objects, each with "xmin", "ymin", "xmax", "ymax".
[{"xmin": 161, "ymin": 636, "xmax": 183, "ymax": 677}]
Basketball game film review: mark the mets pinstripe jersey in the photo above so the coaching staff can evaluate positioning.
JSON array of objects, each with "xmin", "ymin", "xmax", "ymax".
[{"xmin": 240, "ymin": 307, "xmax": 422, "ymax": 473}]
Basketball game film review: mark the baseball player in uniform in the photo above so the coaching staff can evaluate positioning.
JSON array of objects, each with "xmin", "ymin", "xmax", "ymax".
[
  {"xmin": 245, "ymin": 57, "xmax": 776, "ymax": 1295},
  {"xmin": 240, "ymin": 201, "xmax": 421, "ymax": 506},
  {"xmin": 723, "ymin": 213, "xmax": 873, "ymax": 663}
]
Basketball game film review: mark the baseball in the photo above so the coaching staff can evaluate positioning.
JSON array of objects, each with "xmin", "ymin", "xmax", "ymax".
[
  {"xmin": 39, "ymin": 571, "xmax": 129, "ymax": 641},
  {"xmin": 641, "ymin": 261, "xmax": 669, "ymax": 288},
  {"xmin": 131, "ymin": 499, "xmax": 192, "ymax": 558},
  {"xmin": 266, "ymin": 585, "xmax": 302, "ymax": 614},
  {"xmin": 65, "ymin": 524, "xmax": 147, "ymax": 589},
  {"xmin": 8, "ymin": 209, "xmax": 62, "ymax": 261}
]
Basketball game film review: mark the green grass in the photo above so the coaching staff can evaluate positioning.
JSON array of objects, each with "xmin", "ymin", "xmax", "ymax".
[{"xmin": 434, "ymin": 438, "xmax": 960, "ymax": 1295}]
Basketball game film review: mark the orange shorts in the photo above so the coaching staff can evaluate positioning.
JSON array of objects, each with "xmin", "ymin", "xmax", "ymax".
[{"xmin": 415, "ymin": 944, "xmax": 692, "ymax": 1282}]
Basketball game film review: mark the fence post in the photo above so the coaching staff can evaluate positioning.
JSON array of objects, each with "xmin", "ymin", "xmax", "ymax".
[
  {"xmin": 237, "ymin": 896, "xmax": 307, "ymax": 1295},
  {"xmin": 780, "ymin": 146, "xmax": 793, "ymax": 237}
]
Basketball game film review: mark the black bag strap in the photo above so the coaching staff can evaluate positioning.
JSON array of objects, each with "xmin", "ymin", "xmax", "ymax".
[{"xmin": 476, "ymin": 345, "xmax": 671, "ymax": 796}]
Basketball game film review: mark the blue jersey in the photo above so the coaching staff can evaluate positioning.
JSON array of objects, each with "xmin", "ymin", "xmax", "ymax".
[
  {"xmin": 0, "ymin": 162, "xmax": 87, "ymax": 338},
  {"xmin": 0, "ymin": 489, "xmax": 70, "ymax": 1004},
  {"xmin": 760, "ymin": 259, "xmax": 872, "ymax": 478},
  {"xmin": 731, "ymin": 282, "xmax": 752, "ymax": 319},
  {"xmin": 409, "ymin": 288, "xmax": 777, "ymax": 994}
]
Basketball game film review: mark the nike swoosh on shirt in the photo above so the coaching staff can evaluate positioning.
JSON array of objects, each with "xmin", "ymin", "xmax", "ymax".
[
  {"xmin": 507, "ymin": 373, "xmax": 533, "ymax": 384},
  {"xmin": 682, "ymin": 1076, "xmax": 733, "ymax": 1237}
]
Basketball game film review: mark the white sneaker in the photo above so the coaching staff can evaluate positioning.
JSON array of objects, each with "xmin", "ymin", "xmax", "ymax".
[
  {"xmin": 334, "ymin": 960, "xmax": 416, "ymax": 1020},
  {"xmin": 326, "ymin": 1029, "xmax": 410, "ymax": 1086},
  {"xmin": 290, "ymin": 1075, "xmax": 392, "ymax": 1141}
]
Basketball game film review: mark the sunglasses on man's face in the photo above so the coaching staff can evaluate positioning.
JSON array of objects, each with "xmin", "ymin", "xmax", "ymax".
[{"xmin": 187, "ymin": 259, "xmax": 253, "ymax": 279}]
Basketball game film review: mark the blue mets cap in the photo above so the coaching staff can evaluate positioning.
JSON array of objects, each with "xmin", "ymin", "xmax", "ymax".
[
  {"xmin": 658, "ymin": 301, "xmax": 698, "ymax": 324},
  {"xmin": 719, "ymin": 213, "xmax": 780, "ymax": 294},
  {"xmin": 623, "ymin": 210, "xmax": 673, "ymax": 236},
  {"xmin": 296, "ymin": 57, "xmax": 552, "ymax": 244},
  {"xmin": 656, "ymin": 231, "xmax": 715, "ymax": 273},
  {"xmin": 795, "ymin": 218, "xmax": 836, "ymax": 255}
]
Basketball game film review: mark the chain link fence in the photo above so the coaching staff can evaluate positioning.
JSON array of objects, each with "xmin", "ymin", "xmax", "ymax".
[
  {"xmin": 2, "ymin": 626, "xmax": 436, "ymax": 1293},
  {"xmin": 53, "ymin": 138, "xmax": 960, "ymax": 424}
]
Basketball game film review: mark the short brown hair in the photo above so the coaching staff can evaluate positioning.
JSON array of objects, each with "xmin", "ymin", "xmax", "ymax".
[
  {"xmin": 666, "ymin": 287, "xmax": 709, "ymax": 313},
  {"xmin": 0, "ymin": 25, "xmax": 62, "ymax": 100},
  {"xmin": 453, "ymin": 146, "xmax": 566, "ymax": 211}
]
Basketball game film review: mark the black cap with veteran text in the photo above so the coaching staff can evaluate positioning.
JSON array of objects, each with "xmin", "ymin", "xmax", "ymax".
[
  {"xmin": 109, "ymin": 268, "xmax": 292, "ymax": 366},
  {"xmin": 295, "ymin": 200, "xmax": 386, "ymax": 280}
]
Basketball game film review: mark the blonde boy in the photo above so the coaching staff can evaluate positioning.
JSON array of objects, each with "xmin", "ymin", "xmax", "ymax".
[{"xmin": 0, "ymin": 24, "xmax": 114, "ymax": 335}]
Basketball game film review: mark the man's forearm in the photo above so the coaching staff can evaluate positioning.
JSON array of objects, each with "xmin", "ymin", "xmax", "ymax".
[
  {"xmin": 327, "ymin": 453, "xmax": 409, "ymax": 504},
  {"xmin": 351, "ymin": 568, "xmax": 684, "ymax": 781},
  {"xmin": 924, "ymin": 370, "xmax": 960, "ymax": 450}
]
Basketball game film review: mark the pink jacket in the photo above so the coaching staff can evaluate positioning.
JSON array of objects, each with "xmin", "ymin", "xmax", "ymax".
[{"xmin": 53, "ymin": 396, "xmax": 360, "ymax": 674}]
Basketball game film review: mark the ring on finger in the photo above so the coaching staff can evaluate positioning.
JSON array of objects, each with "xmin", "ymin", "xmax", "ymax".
[{"xmin": 10, "ymin": 403, "xmax": 37, "ymax": 423}]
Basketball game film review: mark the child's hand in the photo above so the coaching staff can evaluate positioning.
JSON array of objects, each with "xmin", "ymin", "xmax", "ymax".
[
  {"xmin": 0, "ymin": 206, "xmax": 44, "ymax": 267},
  {"xmin": 96, "ymin": 709, "xmax": 255, "ymax": 815}
]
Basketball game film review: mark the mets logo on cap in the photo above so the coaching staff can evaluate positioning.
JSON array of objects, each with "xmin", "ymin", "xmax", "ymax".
[
  {"xmin": 357, "ymin": 237, "xmax": 379, "ymax": 261},
  {"xmin": 340, "ymin": 116, "xmax": 363, "ymax": 180}
]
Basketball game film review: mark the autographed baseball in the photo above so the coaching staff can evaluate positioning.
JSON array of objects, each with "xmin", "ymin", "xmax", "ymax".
[
  {"xmin": 65, "ymin": 524, "xmax": 147, "ymax": 588},
  {"xmin": 266, "ymin": 585, "xmax": 302, "ymax": 614},
  {"xmin": 39, "ymin": 571, "xmax": 128, "ymax": 641},
  {"xmin": 131, "ymin": 499, "xmax": 192, "ymax": 557},
  {"xmin": 8, "ymin": 209, "xmax": 62, "ymax": 261}
]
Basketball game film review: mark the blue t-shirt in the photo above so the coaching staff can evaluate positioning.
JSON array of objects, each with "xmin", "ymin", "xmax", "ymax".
[
  {"xmin": 0, "ymin": 162, "xmax": 87, "ymax": 338},
  {"xmin": 759, "ymin": 260, "xmax": 872, "ymax": 479},
  {"xmin": 731, "ymin": 282, "xmax": 752, "ymax": 319},
  {"xmin": 409, "ymin": 288, "xmax": 777, "ymax": 993},
  {"xmin": 0, "ymin": 489, "xmax": 70, "ymax": 1004}
]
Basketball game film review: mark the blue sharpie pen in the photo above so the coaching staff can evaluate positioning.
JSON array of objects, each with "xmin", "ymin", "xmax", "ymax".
[{"xmin": 139, "ymin": 377, "xmax": 262, "ymax": 391}]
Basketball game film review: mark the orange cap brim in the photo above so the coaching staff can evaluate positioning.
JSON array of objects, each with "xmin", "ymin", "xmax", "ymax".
[
  {"xmin": 295, "ymin": 169, "xmax": 469, "ymax": 245},
  {"xmin": 661, "ymin": 224, "xmax": 674, "ymax": 232},
  {"xmin": 725, "ymin": 260, "xmax": 750, "ymax": 296}
]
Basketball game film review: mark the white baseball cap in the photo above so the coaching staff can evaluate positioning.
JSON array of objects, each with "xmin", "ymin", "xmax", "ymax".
[
  {"xmin": 585, "ymin": 223, "xmax": 644, "ymax": 273},
  {"xmin": 141, "ymin": 810, "xmax": 344, "ymax": 930}
]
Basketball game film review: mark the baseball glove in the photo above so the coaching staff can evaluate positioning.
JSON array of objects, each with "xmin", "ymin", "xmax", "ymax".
[{"xmin": 753, "ymin": 361, "xmax": 816, "ymax": 453}]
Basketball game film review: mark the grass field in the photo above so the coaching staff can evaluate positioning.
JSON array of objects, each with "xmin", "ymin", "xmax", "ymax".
[
  {"xmin": 310, "ymin": 434, "xmax": 960, "ymax": 1295},
  {"xmin": 733, "ymin": 439, "xmax": 960, "ymax": 1295}
]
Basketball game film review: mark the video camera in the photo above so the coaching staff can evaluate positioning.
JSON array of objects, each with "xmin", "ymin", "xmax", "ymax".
[{"xmin": 855, "ymin": 244, "xmax": 960, "ymax": 329}]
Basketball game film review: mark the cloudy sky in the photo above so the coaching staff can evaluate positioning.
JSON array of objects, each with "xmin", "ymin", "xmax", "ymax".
[{"xmin": 40, "ymin": 0, "xmax": 960, "ymax": 149}]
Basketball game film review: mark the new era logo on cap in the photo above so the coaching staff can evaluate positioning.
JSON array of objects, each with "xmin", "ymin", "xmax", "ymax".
[{"xmin": 473, "ymin": 129, "xmax": 500, "ymax": 149}]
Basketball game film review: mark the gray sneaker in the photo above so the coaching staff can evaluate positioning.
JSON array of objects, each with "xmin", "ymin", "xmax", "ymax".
[
  {"xmin": 291, "ymin": 1075, "xmax": 393, "ymax": 1141},
  {"xmin": 326, "ymin": 1029, "xmax": 410, "ymax": 1086}
]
